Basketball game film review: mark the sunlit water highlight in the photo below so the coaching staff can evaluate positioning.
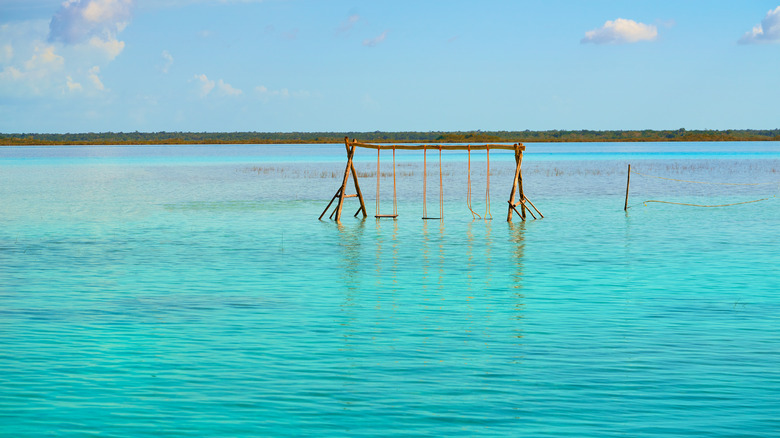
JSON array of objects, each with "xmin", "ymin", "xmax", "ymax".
[{"xmin": 1, "ymin": 143, "xmax": 779, "ymax": 437}]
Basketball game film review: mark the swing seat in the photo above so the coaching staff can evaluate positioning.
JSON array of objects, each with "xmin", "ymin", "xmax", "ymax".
[
  {"xmin": 375, "ymin": 214, "xmax": 398, "ymax": 218},
  {"xmin": 421, "ymin": 217, "xmax": 441, "ymax": 220}
]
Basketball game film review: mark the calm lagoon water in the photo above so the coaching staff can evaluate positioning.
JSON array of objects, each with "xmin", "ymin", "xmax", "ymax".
[{"xmin": 1, "ymin": 142, "xmax": 779, "ymax": 437}]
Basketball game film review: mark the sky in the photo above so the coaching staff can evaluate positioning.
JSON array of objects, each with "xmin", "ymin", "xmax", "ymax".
[{"xmin": 1, "ymin": 0, "xmax": 779, "ymax": 133}]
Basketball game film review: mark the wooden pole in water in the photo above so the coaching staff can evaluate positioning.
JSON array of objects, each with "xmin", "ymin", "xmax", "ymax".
[
  {"xmin": 507, "ymin": 144, "xmax": 525, "ymax": 221},
  {"xmin": 334, "ymin": 138, "xmax": 355, "ymax": 222},
  {"xmin": 624, "ymin": 164, "xmax": 631, "ymax": 211},
  {"xmin": 518, "ymin": 149, "xmax": 526, "ymax": 220}
]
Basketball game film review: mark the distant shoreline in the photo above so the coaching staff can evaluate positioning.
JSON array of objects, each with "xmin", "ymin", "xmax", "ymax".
[{"xmin": 2, "ymin": 129, "xmax": 779, "ymax": 146}]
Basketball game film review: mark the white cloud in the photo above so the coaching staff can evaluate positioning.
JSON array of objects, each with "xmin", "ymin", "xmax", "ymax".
[
  {"xmin": 0, "ymin": 44, "xmax": 64, "ymax": 95},
  {"xmin": 195, "ymin": 74, "xmax": 242, "ymax": 97},
  {"xmin": 336, "ymin": 14, "xmax": 360, "ymax": 35},
  {"xmin": 363, "ymin": 30, "xmax": 388, "ymax": 47},
  {"xmin": 88, "ymin": 65, "xmax": 104, "ymax": 90},
  {"xmin": 256, "ymin": 85, "xmax": 288, "ymax": 98},
  {"xmin": 582, "ymin": 18, "xmax": 658, "ymax": 44},
  {"xmin": 739, "ymin": 6, "xmax": 780, "ymax": 44},
  {"xmin": 255, "ymin": 85, "xmax": 309, "ymax": 99},
  {"xmin": 0, "ymin": 66, "xmax": 23, "ymax": 81},
  {"xmin": 147, "ymin": 0, "xmax": 265, "ymax": 6},
  {"xmin": 217, "ymin": 79, "xmax": 242, "ymax": 96},
  {"xmin": 1, "ymin": 44, "xmax": 13, "ymax": 63},
  {"xmin": 161, "ymin": 50, "xmax": 174, "ymax": 73},
  {"xmin": 49, "ymin": 0, "xmax": 134, "ymax": 45},
  {"xmin": 47, "ymin": 0, "xmax": 132, "ymax": 63},
  {"xmin": 24, "ymin": 45, "xmax": 64, "ymax": 72},
  {"xmin": 0, "ymin": 19, "xmax": 120, "ymax": 98},
  {"xmin": 66, "ymin": 75, "xmax": 83, "ymax": 92},
  {"xmin": 87, "ymin": 34, "xmax": 125, "ymax": 59},
  {"xmin": 195, "ymin": 73, "xmax": 215, "ymax": 97}
]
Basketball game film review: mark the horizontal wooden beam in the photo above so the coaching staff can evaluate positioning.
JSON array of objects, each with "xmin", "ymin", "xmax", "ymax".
[{"xmin": 350, "ymin": 141, "xmax": 525, "ymax": 152}]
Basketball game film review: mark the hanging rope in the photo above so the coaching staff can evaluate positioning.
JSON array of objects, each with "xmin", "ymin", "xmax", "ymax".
[
  {"xmin": 392, "ymin": 146, "xmax": 397, "ymax": 216},
  {"xmin": 422, "ymin": 146, "xmax": 428, "ymax": 219},
  {"xmin": 466, "ymin": 145, "xmax": 481, "ymax": 219},
  {"xmin": 376, "ymin": 147, "xmax": 381, "ymax": 216},
  {"xmin": 439, "ymin": 146, "xmax": 443, "ymax": 220},
  {"xmin": 484, "ymin": 146, "xmax": 492, "ymax": 220},
  {"xmin": 375, "ymin": 146, "xmax": 398, "ymax": 218},
  {"xmin": 422, "ymin": 146, "xmax": 443, "ymax": 220}
]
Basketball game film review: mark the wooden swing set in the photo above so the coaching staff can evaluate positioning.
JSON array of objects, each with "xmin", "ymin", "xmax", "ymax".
[{"xmin": 319, "ymin": 137, "xmax": 542, "ymax": 223}]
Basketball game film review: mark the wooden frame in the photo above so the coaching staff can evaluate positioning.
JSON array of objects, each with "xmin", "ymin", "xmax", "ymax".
[
  {"xmin": 319, "ymin": 137, "xmax": 368, "ymax": 221},
  {"xmin": 320, "ymin": 137, "xmax": 540, "ymax": 222}
]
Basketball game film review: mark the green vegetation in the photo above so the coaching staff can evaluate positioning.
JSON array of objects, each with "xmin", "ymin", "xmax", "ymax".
[{"xmin": 1, "ymin": 129, "xmax": 779, "ymax": 146}]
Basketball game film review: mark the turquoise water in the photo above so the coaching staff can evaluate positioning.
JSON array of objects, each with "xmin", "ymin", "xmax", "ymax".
[{"xmin": 1, "ymin": 143, "xmax": 779, "ymax": 437}]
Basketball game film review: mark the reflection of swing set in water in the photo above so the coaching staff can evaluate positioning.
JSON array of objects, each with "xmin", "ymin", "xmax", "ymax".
[{"xmin": 320, "ymin": 137, "xmax": 543, "ymax": 223}]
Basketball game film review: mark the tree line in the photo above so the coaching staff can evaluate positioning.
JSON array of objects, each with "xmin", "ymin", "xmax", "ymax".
[{"xmin": 1, "ymin": 129, "xmax": 779, "ymax": 145}]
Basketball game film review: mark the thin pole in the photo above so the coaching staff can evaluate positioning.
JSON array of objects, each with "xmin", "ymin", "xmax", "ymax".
[{"xmin": 624, "ymin": 164, "xmax": 631, "ymax": 211}]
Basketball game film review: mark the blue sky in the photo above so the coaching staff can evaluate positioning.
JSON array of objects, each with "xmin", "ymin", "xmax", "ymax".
[{"xmin": 1, "ymin": 0, "xmax": 779, "ymax": 133}]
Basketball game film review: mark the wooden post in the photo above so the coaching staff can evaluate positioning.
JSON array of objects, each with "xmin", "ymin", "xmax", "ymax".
[
  {"xmin": 624, "ymin": 164, "xmax": 631, "ymax": 211},
  {"xmin": 350, "ymin": 141, "xmax": 367, "ymax": 218},
  {"xmin": 507, "ymin": 144, "xmax": 525, "ymax": 222},
  {"xmin": 333, "ymin": 139, "xmax": 352, "ymax": 222},
  {"xmin": 320, "ymin": 137, "xmax": 367, "ymax": 222},
  {"xmin": 518, "ymin": 149, "xmax": 526, "ymax": 220},
  {"xmin": 331, "ymin": 137, "xmax": 366, "ymax": 222}
]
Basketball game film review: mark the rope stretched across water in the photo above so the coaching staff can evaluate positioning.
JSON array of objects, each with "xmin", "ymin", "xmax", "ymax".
[
  {"xmin": 627, "ymin": 168, "xmax": 778, "ymax": 208},
  {"xmin": 627, "ymin": 167, "xmax": 778, "ymax": 208},
  {"xmin": 641, "ymin": 197, "xmax": 775, "ymax": 208},
  {"xmin": 630, "ymin": 169, "xmax": 779, "ymax": 186}
]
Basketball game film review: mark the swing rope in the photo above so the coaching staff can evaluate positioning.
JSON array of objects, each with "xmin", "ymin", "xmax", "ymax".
[
  {"xmin": 375, "ymin": 146, "xmax": 398, "ymax": 218},
  {"xmin": 439, "ymin": 146, "xmax": 444, "ymax": 220},
  {"xmin": 423, "ymin": 146, "xmax": 428, "ymax": 219},
  {"xmin": 485, "ymin": 146, "xmax": 492, "ymax": 220},
  {"xmin": 392, "ymin": 146, "xmax": 397, "ymax": 216},
  {"xmin": 466, "ymin": 145, "xmax": 482, "ymax": 219},
  {"xmin": 376, "ymin": 147, "xmax": 380, "ymax": 215},
  {"xmin": 422, "ymin": 145, "xmax": 443, "ymax": 220}
]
